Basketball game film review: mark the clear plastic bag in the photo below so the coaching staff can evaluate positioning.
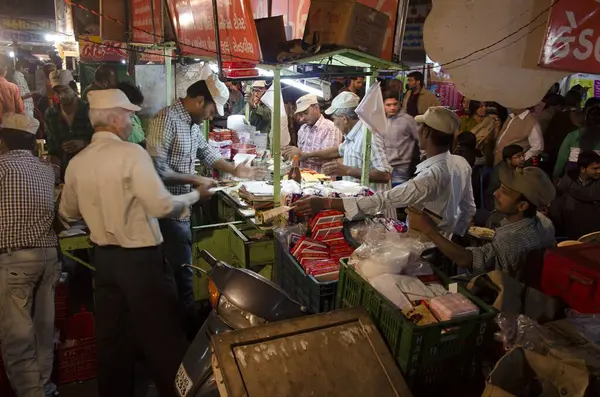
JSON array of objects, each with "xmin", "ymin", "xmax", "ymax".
[
  {"xmin": 565, "ymin": 309, "xmax": 600, "ymax": 344},
  {"xmin": 274, "ymin": 223, "xmax": 307, "ymax": 250},
  {"xmin": 348, "ymin": 226, "xmax": 430, "ymax": 280}
]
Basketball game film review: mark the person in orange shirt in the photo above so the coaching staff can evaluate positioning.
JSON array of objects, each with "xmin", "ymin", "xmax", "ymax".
[{"xmin": 0, "ymin": 62, "xmax": 24, "ymax": 123}]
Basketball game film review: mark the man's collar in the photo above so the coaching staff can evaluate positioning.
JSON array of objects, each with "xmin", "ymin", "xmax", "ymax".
[
  {"xmin": 174, "ymin": 99, "xmax": 192, "ymax": 125},
  {"xmin": 313, "ymin": 114, "xmax": 325, "ymax": 129},
  {"xmin": 344, "ymin": 120, "xmax": 363, "ymax": 141},
  {"xmin": 92, "ymin": 131, "xmax": 122, "ymax": 141},
  {"xmin": 416, "ymin": 151, "xmax": 449, "ymax": 173},
  {"xmin": 510, "ymin": 109, "xmax": 530, "ymax": 120}
]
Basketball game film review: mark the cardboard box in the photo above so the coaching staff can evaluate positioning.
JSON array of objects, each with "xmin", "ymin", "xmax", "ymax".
[
  {"xmin": 482, "ymin": 347, "xmax": 589, "ymax": 397},
  {"xmin": 303, "ymin": 0, "xmax": 389, "ymax": 57}
]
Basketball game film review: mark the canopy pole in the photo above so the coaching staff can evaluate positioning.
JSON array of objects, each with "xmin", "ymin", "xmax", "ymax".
[
  {"xmin": 273, "ymin": 66, "xmax": 281, "ymax": 206},
  {"xmin": 360, "ymin": 69, "xmax": 376, "ymax": 186},
  {"xmin": 165, "ymin": 46, "xmax": 173, "ymax": 106}
]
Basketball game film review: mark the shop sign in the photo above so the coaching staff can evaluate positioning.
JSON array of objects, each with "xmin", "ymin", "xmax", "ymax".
[
  {"xmin": 0, "ymin": 16, "xmax": 56, "ymax": 43},
  {"xmin": 131, "ymin": 0, "xmax": 163, "ymax": 44},
  {"xmin": 539, "ymin": 1, "xmax": 600, "ymax": 74},
  {"xmin": 79, "ymin": 35, "xmax": 166, "ymax": 63},
  {"xmin": 166, "ymin": 0, "xmax": 262, "ymax": 62}
]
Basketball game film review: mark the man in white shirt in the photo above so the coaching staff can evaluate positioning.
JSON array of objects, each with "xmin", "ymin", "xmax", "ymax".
[
  {"xmin": 59, "ymin": 90, "xmax": 214, "ymax": 397},
  {"xmin": 494, "ymin": 108, "xmax": 543, "ymax": 164},
  {"xmin": 293, "ymin": 107, "xmax": 476, "ymax": 236}
]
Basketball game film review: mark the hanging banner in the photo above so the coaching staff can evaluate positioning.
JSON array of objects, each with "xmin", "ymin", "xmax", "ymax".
[
  {"xmin": 166, "ymin": 0, "xmax": 262, "ymax": 62},
  {"xmin": 131, "ymin": 0, "xmax": 164, "ymax": 44},
  {"xmin": 539, "ymin": 1, "xmax": 600, "ymax": 74},
  {"xmin": 79, "ymin": 35, "xmax": 167, "ymax": 63}
]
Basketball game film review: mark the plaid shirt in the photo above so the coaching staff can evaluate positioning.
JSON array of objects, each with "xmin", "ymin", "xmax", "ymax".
[
  {"xmin": 297, "ymin": 115, "xmax": 342, "ymax": 172},
  {"xmin": 338, "ymin": 121, "xmax": 391, "ymax": 194},
  {"xmin": 44, "ymin": 100, "xmax": 94, "ymax": 174},
  {"xmin": 146, "ymin": 99, "xmax": 221, "ymax": 197},
  {"xmin": 468, "ymin": 214, "xmax": 555, "ymax": 279},
  {"xmin": 0, "ymin": 150, "xmax": 57, "ymax": 249},
  {"xmin": 12, "ymin": 71, "xmax": 34, "ymax": 116}
]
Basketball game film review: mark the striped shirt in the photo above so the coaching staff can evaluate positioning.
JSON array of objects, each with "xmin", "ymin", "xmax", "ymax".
[
  {"xmin": 0, "ymin": 150, "xmax": 57, "ymax": 249},
  {"xmin": 342, "ymin": 151, "xmax": 476, "ymax": 235},
  {"xmin": 338, "ymin": 121, "xmax": 392, "ymax": 194},
  {"xmin": 297, "ymin": 115, "xmax": 342, "ymax": 172},
  {"xmin": 468, "ymin": 214, "xmax": 555, "ymax": 281},
  {"xmin": 146, "ymin": 99, "xmax": 221, "ymax": 197},
  {"xmin": 12, "ymin": 71, "xmax": 34, "ymax": 117}
]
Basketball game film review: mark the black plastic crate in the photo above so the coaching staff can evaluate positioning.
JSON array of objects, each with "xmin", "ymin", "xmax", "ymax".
[{"xmin": 274, "ymin": 239, "xmax": 337, "ymax": 313}]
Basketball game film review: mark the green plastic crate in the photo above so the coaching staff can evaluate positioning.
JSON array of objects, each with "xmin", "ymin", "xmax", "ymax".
[{"xmin": 336, "ymin": 259, "xmax": 496, "ymax": 391}]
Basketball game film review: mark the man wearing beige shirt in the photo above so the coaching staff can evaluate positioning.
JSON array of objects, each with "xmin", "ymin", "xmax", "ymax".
[{"xmin": 59, "ymin": 90, "xmax": 215, "ymax": 397}]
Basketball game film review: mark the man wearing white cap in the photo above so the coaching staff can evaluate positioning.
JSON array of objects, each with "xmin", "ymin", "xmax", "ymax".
[
  {"xmin": 294, "ymin": 106, "xmax": 476, "ymax": 237},
  {"xmin": 284, "ymin": 91, "xmax": 392, "ymax": 192},
  {"xmin": 44, "ymin": 69, "xmax": 94, "ymax": 180},
  {"xmin": 0, "ymin": 113, "xmax": 59, "ymax": 397},
  {"xmin": 60, "ymin": 90, "xmax": 209, "ymax": 397},
  {"xmin": 248, "ymin": 80, "xmax": 272, "ymax": 135},
  {"xmin": 147, "ymin": 75, "xmax": 263, "ymax": 339},
  {"xmin": 283, "ymin": 94, "xmax": 342, "ymax": 172}
]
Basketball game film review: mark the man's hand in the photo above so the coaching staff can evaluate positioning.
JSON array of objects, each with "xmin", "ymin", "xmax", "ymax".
[
  {"xmin": 406, "ymin": 207, "xmax": 437, "ymax": 236},
  {"xmin": 193, "ymin": 177, "xmax": 218, "ymax": 199},
  {"xmin": 322, "ymin": 161, "xmax": 348, "ymax": 177},
  {"xmin": 234, "ymin": 159, "xmax": 267, "ymax": 180},
  {"xmin": 189, "ymin": 175, "xmax": 217, "ymax": 187},
  {"xmin": 282, "ymin": 146, "xmax": 302, "ymax": 161},
  {"xmin": 291, "ymin": 196, "xmax": 327, "ymax": 217},
  {"xmin": 61, "ymin": 140, "xmax": 86, "ymax": 154}
]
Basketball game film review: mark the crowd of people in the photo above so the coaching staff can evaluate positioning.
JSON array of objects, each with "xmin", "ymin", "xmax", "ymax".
[{"xmin": 0, "ymin": 58, "xmax": 599, "ymax": 397}]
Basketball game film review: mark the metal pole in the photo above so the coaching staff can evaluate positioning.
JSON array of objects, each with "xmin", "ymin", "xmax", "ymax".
[
  {"xmin": 212, "ymin": 0, "xmax": 224, "ymax": 80},
  {"xmin": 360, "ymin": 69, "xmax": 375, "ymax": 187},
  {"xmin": 203, "ymin": 120, "xmax": 210, "ymax": 140},
  {"xmin": 273, "ymin": 67, "xmax": 281, "ymax": 206},
  {"xmin": 165, "ymin": 46, "xmax": 173, "ymax": 106}
]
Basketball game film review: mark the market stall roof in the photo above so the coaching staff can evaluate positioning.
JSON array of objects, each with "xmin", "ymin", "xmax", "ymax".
[{"xmin": 282, "ymin": 48, "xmax": 406, "ymax": 71}]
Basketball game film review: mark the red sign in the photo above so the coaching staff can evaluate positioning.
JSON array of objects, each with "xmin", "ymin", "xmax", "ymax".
[
  {"xmin": 131, "ymin": 0, "xmax": 163, "ymax": 44},
  {"xmin": 166, "ymin": 0, "xmax": 262, "ymax": 63},
  {"xmin": 539, "ymin": 1, "xmax": 600, "ymax": 74},
  {"xmin": 79, "ymin": 35, "xmax": 166, "ymax": 63}
]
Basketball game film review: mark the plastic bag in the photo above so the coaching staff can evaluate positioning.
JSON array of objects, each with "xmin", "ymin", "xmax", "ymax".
[
  {"xmin": 274, "ymin": 223, "xmax": 307, "ymax": 250},
  {"xmin": 565, "ymin": 309, "xmax": 600, "ymax": 344},
  {"xmin": 348, "ymin": 226, "xmax": 429, "ymax": 280}
]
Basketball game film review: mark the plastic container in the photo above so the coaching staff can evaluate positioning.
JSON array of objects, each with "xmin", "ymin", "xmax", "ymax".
[
  {"xmin": 336, "ymin": 259, "xmax": 496, "ymax": 392},
  {"xmin": 58, "ymin": 307, "xmax": 97, "ymax": 384},
  {"xmin": 230, "ymin": 143, "xmax": 257, "ymax": 160},
  {"xmin": 274, "ymin": 239, "xmax": 337, "ymax": 313}
]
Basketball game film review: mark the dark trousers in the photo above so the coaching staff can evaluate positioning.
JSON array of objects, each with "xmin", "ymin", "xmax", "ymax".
[
  {"xmin": 94, "ymin": 245, "xmax": 189, "ymax": 397},
  {"xmin": 158, "ymin": 219, "xmax": 199, "ymax": 339}
]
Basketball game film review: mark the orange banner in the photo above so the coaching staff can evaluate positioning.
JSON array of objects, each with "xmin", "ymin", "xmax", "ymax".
[
  {"xmin": 166, "ymin": 0, "xmax": 262, "ymax": 63},
  {"xmin": 131, "ymin": 0, "xmax": 163, "ymax": 44}
]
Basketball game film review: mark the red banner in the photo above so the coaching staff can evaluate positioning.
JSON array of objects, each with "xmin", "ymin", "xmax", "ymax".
[
  {"xmin": 131, "ymin": 0, "xmax": 163, "ymax": 44},
  {"xmin": 166, "ymin": 0, "xmax": 262, "ymax": 62},
  {"xmin": 79, "ymin": 35, "xmax": 166, "ymax": 63},
  {"xmin": 539, "ymin": 1, "xmax": 600, "ymax": 74}
]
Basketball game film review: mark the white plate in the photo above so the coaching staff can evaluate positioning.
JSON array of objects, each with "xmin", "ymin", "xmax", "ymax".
[{"xmin": 329, "ymin": 180, "xmax": 363, "ymax": 194}]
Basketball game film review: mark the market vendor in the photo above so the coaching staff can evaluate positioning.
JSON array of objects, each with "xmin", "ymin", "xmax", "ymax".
[
  {"xmin": 283, "ymin": 91, "xmax": 391, "ymax": 193},
  {"xmin": 248, "ymin": 80, "xmax": 271, "ymax": 135},
  {"xmin": 407, "ymin": 166, "xmax": 556, "ymax": 284},
  {"xmin": 60, "ymin": 89, "xmax": 208, "ymax": 397},
  {"xmin": 44, "ymin": 70, "xmax": 94, "ymax": 180},
  {"xmin": 146, "ymin": 75, "xmax": 265, "ymax": 338},
  {"xmin": 0, "ymin": 113, "xmax": 59, "ymax": 397},
  {"xmin": 293, "ymin": 106, "xmax": 475, "ymax": 237},
  {"xmin": 286, "ymin": 93, "xmax": 342, "ymax": 172}
]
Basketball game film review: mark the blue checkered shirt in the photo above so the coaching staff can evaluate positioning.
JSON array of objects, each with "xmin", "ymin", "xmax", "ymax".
[
  {"xmin": 0, "ymin": 150, "xmax": 57, "ymax": 249},
  {"xmin": 146, "ymin": 99, "xmax": 221, "ymax": 197},
  {"xmin": 468, "ymin": 214, "xmax": 555, "ymax": 279}
]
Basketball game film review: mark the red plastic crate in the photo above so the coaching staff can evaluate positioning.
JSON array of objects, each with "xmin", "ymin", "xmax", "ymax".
[
  {"xmin": 541, "ymin": 243, "xmax": 600, "ymax": 313},
  {"xmin": 57, "ymin": 338, "xmax": 97, "ymax": 384}
]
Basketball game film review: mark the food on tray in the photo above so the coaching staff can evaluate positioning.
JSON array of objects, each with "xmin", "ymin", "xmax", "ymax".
[{"xmin": 468, "ymin": 226, "xmax": 496, "ymax": 240}]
